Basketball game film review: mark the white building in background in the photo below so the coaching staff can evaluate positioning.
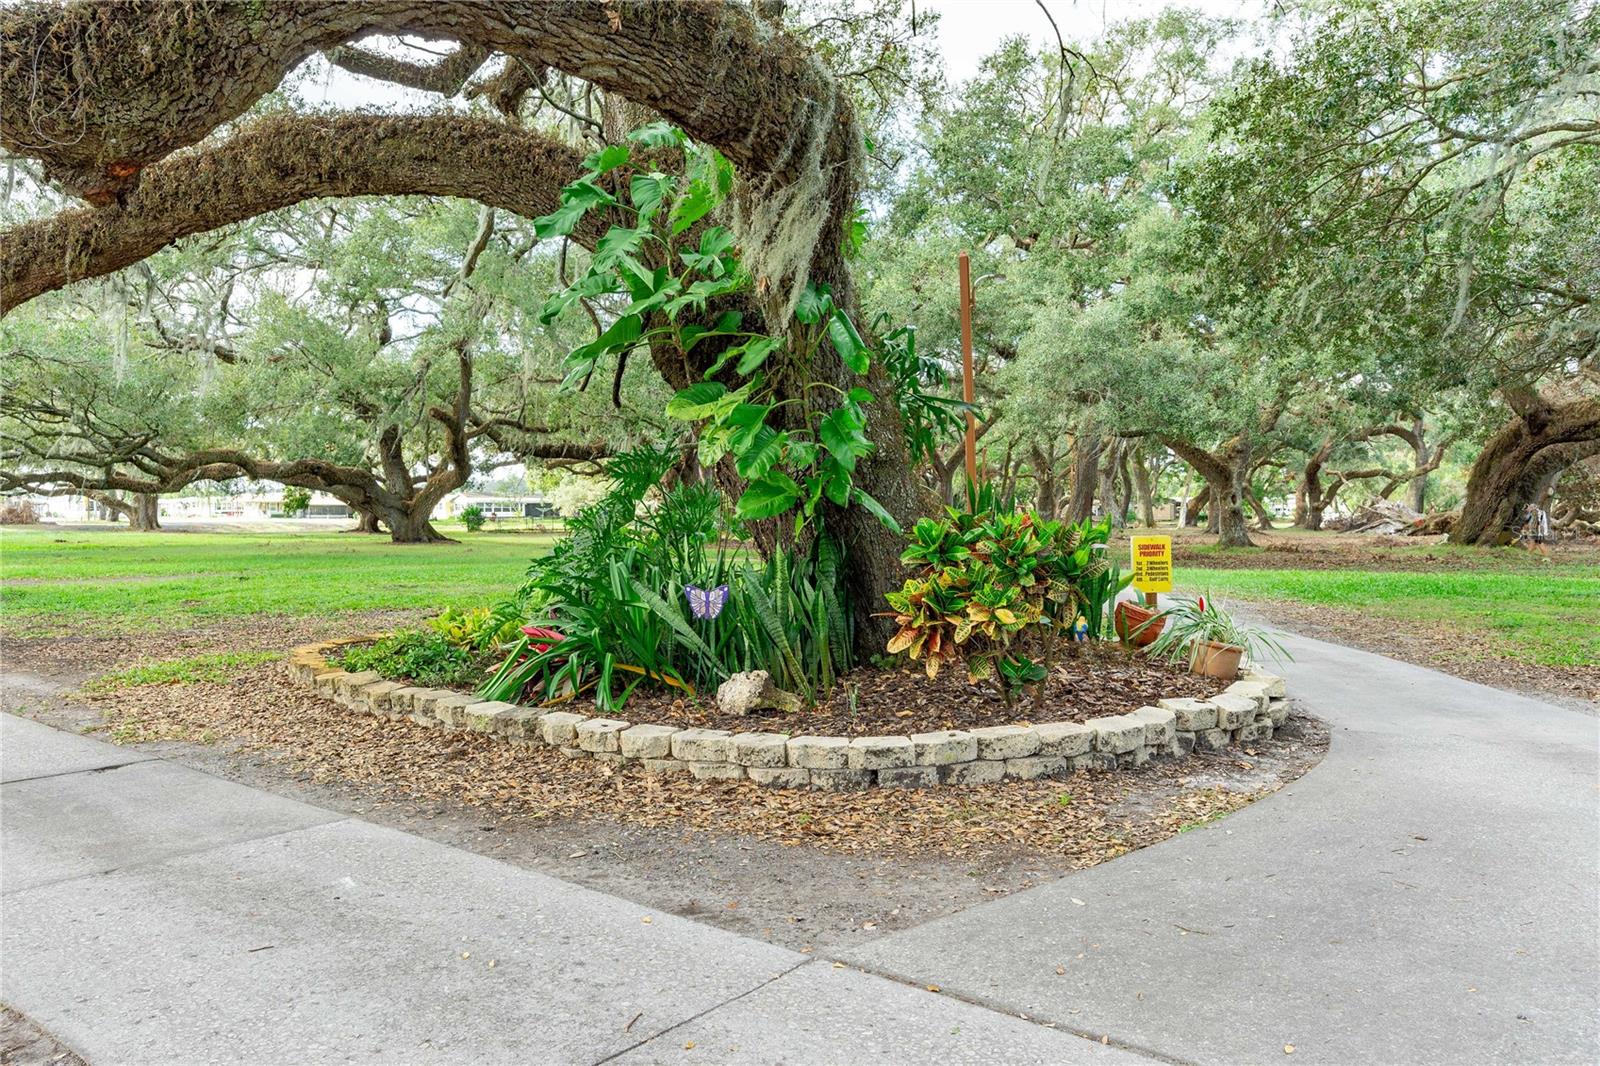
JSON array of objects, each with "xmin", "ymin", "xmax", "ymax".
[{"xmin": 438, "ymin": 491, "xmax": 557, "ymax": 520}]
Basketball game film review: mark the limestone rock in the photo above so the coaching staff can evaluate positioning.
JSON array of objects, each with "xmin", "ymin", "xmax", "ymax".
[{"xmin": 715, "ymin": 670, "xmax": 803, "ymax": 716}]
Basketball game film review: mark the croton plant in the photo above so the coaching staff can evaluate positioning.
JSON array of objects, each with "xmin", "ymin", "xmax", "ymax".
[{"xmin": 884, "ymin": 506, "xmax": 1116, "ymax": 707}]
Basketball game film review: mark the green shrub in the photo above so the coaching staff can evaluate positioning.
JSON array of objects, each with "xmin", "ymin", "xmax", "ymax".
[
  {"xmin": 884, "ymin": 501, "xmax": 1126, "ymax": 708},
  {"xmin": 477, "ymin": 447, "xmax": 853, "ymax": 711},
  {"xmin": 280, "ymin": 487, "xmax": 311, "ymax": 516},
  {"xmin": 461, "ymin": 505, "xmax": 486, "ymax": 533},
  {"xmin": 340, "ymin": 629, "xmax": 485, "ymax": 689}
]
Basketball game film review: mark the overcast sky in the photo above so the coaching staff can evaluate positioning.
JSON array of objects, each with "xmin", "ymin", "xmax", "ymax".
[{"xmin": 930, "ymin": 0, "xmax": 1265, "ymax": 82}]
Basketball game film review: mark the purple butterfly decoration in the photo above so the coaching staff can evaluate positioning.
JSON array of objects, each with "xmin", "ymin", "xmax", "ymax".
[{"xmin": 684, "ymin": 584, "xmax": 730, "ymax": 620}]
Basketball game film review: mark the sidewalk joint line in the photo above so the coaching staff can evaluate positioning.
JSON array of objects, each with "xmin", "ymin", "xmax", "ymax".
[{"xmin": 588, "ymin": 957, "xmax": 816, "ymax": 1065}]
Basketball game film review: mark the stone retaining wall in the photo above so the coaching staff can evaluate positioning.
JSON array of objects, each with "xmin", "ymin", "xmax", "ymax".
[{"xmin": 288, "ymin": 640, "xmax": 1291, "ymax": 791}]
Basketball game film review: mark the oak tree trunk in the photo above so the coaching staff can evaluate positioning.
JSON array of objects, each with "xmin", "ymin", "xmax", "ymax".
[{"xmin": 1454, "ymin": 398, "xmax": 1600, "ymax": 544}]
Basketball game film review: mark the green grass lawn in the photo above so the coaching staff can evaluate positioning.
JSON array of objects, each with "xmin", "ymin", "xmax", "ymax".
[
  {"xmin": 0, "ymin": 528, "xmax": 556, "ymax": 633},
  {"xmin": 1183, "ymin": 566, "xmax": 1599, "ymax": 669}
]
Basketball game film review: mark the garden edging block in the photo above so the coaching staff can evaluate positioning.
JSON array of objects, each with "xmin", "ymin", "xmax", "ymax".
[{"xmin": 292, "ymin": 643, "xmax": 1290, "ymax": 792}]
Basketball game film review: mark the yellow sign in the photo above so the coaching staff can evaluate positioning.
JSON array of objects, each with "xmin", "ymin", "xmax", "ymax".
[{"xmin": 1130, "ymin": 535, "xmax": 1173, "ymax": 593}]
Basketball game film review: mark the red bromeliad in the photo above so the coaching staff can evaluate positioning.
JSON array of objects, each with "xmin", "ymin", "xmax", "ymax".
[{"xmin": 520, "ymin": 625, "xmax": 564, "ymax": 654}]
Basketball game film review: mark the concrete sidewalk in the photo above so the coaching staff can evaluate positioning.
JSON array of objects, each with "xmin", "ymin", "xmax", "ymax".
[
  {"xmin": 0, "ymin": 713, "xmax": 1141, "ymax": 1065},
  {"xmin": 840, "ymin": 633, "xmax": 1600, "ymax": 1065}
]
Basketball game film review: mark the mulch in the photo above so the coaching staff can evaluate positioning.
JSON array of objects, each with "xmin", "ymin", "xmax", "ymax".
[
  {"xmin": 612, "ymin": 643, "xmax": 1225, "ymax": 735},
  {"xmin": 82, "ymin": 663, "xmax": 1323, "ymax": 862}
]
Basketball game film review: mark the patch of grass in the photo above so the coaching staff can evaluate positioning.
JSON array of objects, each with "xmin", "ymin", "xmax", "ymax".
[
  {"xmin": 0, "ymin": 529, "xmax": 556, "ymax": 631},
  {"xmin": 1185, "ymin": 566, "xmax": 1599, "ymax": 668},
  {"xmin": 85, "ymin": 650, "xmax": 285, "ymax": 691}
]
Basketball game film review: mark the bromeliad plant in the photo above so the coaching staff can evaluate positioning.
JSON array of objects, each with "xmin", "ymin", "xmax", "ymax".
[{"xmin": 884, "ymin": 502, "xmax": 1120, "ymax": 710}]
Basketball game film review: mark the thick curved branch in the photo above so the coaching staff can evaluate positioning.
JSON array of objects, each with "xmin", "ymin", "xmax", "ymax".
[
  {"xmin": 327, "ymin": 41, "xmax": 490, "ymax": 93},
  {"xmin": 2, "ymin": 114, "xmax": 594, "ymax": 312},
  {"xmin": 2, "ymin": 1, "xmax": 845, "ymax": 197}
]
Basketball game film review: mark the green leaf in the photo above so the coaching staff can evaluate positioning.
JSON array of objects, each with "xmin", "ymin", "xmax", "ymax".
[
  {"xmin": 630, "ymin": 172, "xmax": 674, "ymax": 220},
  {"xmin": 539, "ymin": 270, "xmax": 620, "ymax": 324},
  {"xmin": 736, "ymin": 471, "xmax": 801, "ymax": 519},
  {"xmin": 591, "ymin": 225, "xmax": 648, "ymax": 272},
  {"xmin": 852, "ymin": 487, "xmax": 902, "ymax": 533},
  {"xmin": 680, "ymin": 311, "xmax": 742, "ymax": 352},
  {"xmin": 670, "ymin": 181, "xmax": 717, "ymax": 235},
  {"xmin": 629, "ymin": 121, "xmax": 686, "ymax": 148},
  {"xmin": 828, "ymin": 310, "xmax": 870, "ymax": 374},
  {"xmin": 565, "ymin": 314, "xmax": 642, "ymax": 373},
  {"xmin": 795, "ymin": 283, "xmax": 831, "ymax": 325},
  {"xmin": 698, "ymin": 226, "xmax": 735, "ymax": 258},
  {"xmin": 734, "ymin": 427, "xmax": 786, "ymax": 480},
  {"xmin": 735, "ymin": 336, "xmax": 781, "ymax": 375},
  {"xmin": 532, "ymin": 200, "xmax": 590, "ymax": 239},
  {"xmin": 584, "ymin": 144, "xmax": 632, "ymax": 175},
  {"xmin": 847, "ymin": 386, "xmax": 875, "ymax": 405},
  {"xmin": 665, "ymin": 381, "xmax": 728, "ymax": 420},
  {"xmin": 819, "ymin": 406, "xmax": 872, "ymax": 472}
]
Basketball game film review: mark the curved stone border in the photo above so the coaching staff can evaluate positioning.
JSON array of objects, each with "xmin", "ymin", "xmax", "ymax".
[{"xmin": 288, "ymin": 639, "xmax": 1291, "ymax": 791}]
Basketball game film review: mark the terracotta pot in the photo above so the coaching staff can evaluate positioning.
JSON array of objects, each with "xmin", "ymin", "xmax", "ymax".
[
  {"xmin": 1190, "ymin": 639, "xmax": 1244, "ymax": 679},
  {"xmin": 1115, "ymin": 601, "xmax": 1165, "ymax": 647}
]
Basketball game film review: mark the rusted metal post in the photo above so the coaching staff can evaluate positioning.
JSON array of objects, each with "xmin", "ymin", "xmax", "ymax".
[{"xmin": 959, "ymin": 251, "xmax": 977, "ymax": 488}]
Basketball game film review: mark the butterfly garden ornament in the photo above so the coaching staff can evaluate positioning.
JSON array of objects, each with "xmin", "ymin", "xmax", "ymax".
[{"xmin": 684, "ymin": 583, "xmax": 730, "ymax": 620}]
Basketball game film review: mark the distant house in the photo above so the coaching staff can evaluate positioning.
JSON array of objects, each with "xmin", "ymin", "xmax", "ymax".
[{"xmin": 439, "ymin": 492, "xmax": 557, "ymax": 521}]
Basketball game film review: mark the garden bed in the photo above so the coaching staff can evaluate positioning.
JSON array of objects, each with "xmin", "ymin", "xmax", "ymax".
[
  {"xmin": 292, "ymin": 638, "xmax": 1290, "ymax": 793},
  {"xmin": 616, "ymin": 644, "xmax": 1226, "ymax": 735}
]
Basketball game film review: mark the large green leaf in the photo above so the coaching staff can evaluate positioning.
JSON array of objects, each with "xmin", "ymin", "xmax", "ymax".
[
  {"xmin": 736, "ymin": 471, "xmax": 801, "ymax": 519},
  {"xmin": 665, "ymin": 381, "xmax": 728, "ymax": 420},
  {"xmin": 630, "ymin": 172, "xmax": 674, "ymax": 220},
  {"xmin": 828, "ymin": 310, "xmax": 870, "ymax": 374},
  {"xmin": 584, "ymin": 144, "xmax": 632, "ymax": 175}
]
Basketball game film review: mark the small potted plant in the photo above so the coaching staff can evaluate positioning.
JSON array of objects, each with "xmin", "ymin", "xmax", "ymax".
[
  {"xmin": 1115, "ymin": 598, "xmax": 1165, "ymax": 647},
  {"xmin": 1142, "ymin": 594, "xmax": 1289, "ymax": 678}
]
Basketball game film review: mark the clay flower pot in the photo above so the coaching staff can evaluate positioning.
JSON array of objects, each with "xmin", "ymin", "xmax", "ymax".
[
  {"xmin": 1115, "ymin": 600, "xmax": 1165, "ymax": 647},
  {"xmin": 1190, "ymin": 639, "xmax": 1244, "ymax": 679}
]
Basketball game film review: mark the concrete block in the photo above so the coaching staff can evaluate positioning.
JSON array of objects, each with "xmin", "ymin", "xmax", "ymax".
[
  {"xmin": 335, "ymin": 670, "xmax": 381, "ymax": 699},
  {"xmin": 808, "ymin": 768, "xmax": 873, "ymax": 792},
  {"xmin": 1195, "ymin": 728, "xmax": 1231, "ymax": 751},
  {"xmin": 362, "ymin": 680, "xmax": 405, "ymax": 714},
  {"xmin": 498, "ymin": 708, "xmax": 545, "ymax": 741},
  {"xmin": 1173, "ymin": 731, "xmax": 1197, "ymax": 757},
  {"xmin": 620, "ymin": 724, "xmax": 679, "ymax": 759},
  {"xmin": 747, "ymin": 766, "xmax": 810, "ymax": 788},
  {"xmin": 1241, "ymin": 665, "xmax": 1287, "ymax": 697},
  {"xmin": 1071, "ymin": 752, "xmax": 1118, "ymax": 771},
  {"xmin": 1128, "ymin": 706, "xmax": 1177, "ymax": 745},
  {"xmin": 1004, "ymin": 756, "xmax": 1071, "ymax": 781},
  {"xmin": 642, "ymin": 758, "xmax": 688, "ymax": 777},
  {"xmin": 847, "ymin": 736, "xmax": 914, "ymax": 770},
  {"xmin": 1266, "ymin": 698, "xmax": 1291, "ymax": 726},
  {"xmin": 688, "ymin": 761, "xmax": 747, "ymax": 781},
  {"xmin": 1117, "ymin": 747, "xmax": 1150, "ymax": 768},
  {"xmin": 464, "ymin": 701, "xmax": 520, "ymax": 734},
  {"xmin": 430, "ymin": 693, "xmax": 476, "ymax": 730},
  {"xmin": 388, "ymin": 687, "xmax": 431, "ymax": 716},
  {"xmin": 877, "ymin": 765, "xmax": 940, "ymax": 789},
  {"xmin": 576, "ymin": 718, "xmax": 630, "ymax": 753},
  {"xmin": 938, "ymin": 760, "xmax": 1005, "ymax": 785},
  {"xmin": 539, "ymin": 711, "xmax": 587, "ymax": 746},
  {"xmin": 671, "ymin": 728, "xmax": 734, "ymax": 763},
  {"xmin": 1090, "ymin": 715, "xmax": 1145, "ymax": 754},
  {"xmin": 969, "ymin": 725, "xmax": 1040, "ymax": 760},
  {"xmin": 312, "ymin": 670, "xmax": 344, "ymax": 696},
  {"xmin": 1033, "ymin": 721, "xmax": 1093, "ymax": 758},
  {"xmin": 1157, "ymin": 697, "xmax": 1217, "ymax": 731},
  {"xmin": 731, "ymin": 732, "xmax": 791, "ymax": 768},
  {"xmin": 1221, "ymin": 679, "xmax": 1272, "ymax": 712},
  {"xmin": 909, "ymin": 730, "xmax": 977, "ymax": 765},
  {"xmin": 1237, "ymin": 721, "xmax": 1273, "ymax": 744},
  {"xmin": 787, "ymin": 736, "xmax": 849, "ymax": 769},
  {"xmin": 1209, "ymin": 694, "xmax": 1256, "ymax": 729}
]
